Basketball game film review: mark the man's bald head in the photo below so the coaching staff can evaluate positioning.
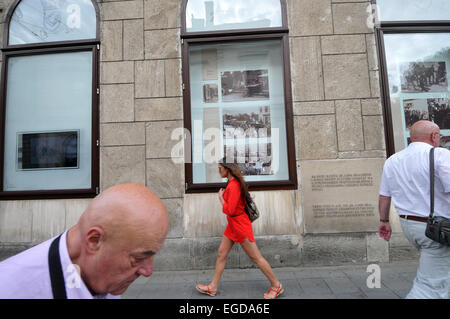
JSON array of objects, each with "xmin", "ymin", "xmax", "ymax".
[
  {"xmin": 410, "ymin": 120, "xmax": 441, "ymax": 147},
  {"xmin": 79, "ymin": 183, "xmax": 168, "ymax": 248},
  {"xmin": 67, "ymin": 183, "xmax": 168, "ymax": 295}
]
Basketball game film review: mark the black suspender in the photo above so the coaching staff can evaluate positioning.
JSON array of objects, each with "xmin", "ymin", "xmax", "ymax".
[{"xmin": 48, "ymin": 234, "xmax": 67, "ymax": 299}]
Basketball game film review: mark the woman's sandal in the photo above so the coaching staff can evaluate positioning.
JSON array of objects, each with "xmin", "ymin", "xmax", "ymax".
[
  {"xmin": 263, "ymin": 283, "xmax": 284, "ymax": 299},
  {"xmin": 196, "ymin": 284, "xmax": 217, "ymax": 297}
]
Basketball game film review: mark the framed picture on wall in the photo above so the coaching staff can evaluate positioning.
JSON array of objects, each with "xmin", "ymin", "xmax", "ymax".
[
  {"xmin": 222, "ymin": 106, "xmax": 273, "ymax": 176},
  {"xmin": 17, "ymin": 130, "xmax": 79, "ymax": 170},
  {"xmin": 221, "ymin": 70, "xmax": 270, "ymax": 102},
  {"xmin": 400, "ymin": 61, "xmax": 448, "ymax": 93}
]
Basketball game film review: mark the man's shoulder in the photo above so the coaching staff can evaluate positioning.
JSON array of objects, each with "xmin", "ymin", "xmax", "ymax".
[
  {"xmin": 435, "ymin": 146, "xmax": 450, "ymax": 157},
  {"xmin": 0, "ymin": 238, "xmax": 53, "ymax": 298}
]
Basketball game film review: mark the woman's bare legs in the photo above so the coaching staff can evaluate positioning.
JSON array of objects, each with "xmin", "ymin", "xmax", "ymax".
[
  {"xmin": 240, "ymin": 239, "xmax": 282, "ymax": 298},
  {"xmin": 197, "ymin": 235, "xmax": 234, "ymax": 292}
]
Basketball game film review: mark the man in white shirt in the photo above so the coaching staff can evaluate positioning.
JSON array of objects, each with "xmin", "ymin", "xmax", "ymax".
[
  {"xmin": 378, "ymin": 120, "xmax": 450, "ymax": 299},
  {"xmin": 0, "ymin": 183, "xmax": 168, "ymax": 299}
]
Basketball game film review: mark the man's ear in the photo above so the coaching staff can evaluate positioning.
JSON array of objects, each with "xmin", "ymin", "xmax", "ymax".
[{"xmin": 85, "ymin": 227, "xmax": 105, "ymax": 254}]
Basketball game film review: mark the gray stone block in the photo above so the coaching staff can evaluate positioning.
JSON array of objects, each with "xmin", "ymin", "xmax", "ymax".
[
  {"xmin": 100, "ymin": 84, "xmax": 134, "ymax": 123},
  {"xmin": 321, "ymin": 35, "xmax": 366, "ymax": 55},
  {"xmin": 124, "ymin": 19, "xmax": 145, "ymax": 61},
  {"xmin": 363, "ymin": 115, "xmax": 385, "ymax": 150},
  {"xmin": 290, "ymin": 37, "xmax": 324, "ymax": 101},
  {"xmin": 302, "ymin": 233, "xmax": 367, "ymax": 265},
  {"xmin": 165, "ymin": 59, "xmax": 182, "ymax": 97},
  {"xmin": 135, "ymin": 97, "xmax": 183, "ymax": 121},
  {"xmin": 295, "ymin": 115, "xmax": 338, "ymax": 160},
  {"xmin": 145, "ymin": 29, "xmax": 180, "ymax": 60},
  {"xmin": 146, "ymin": 121, "xmax": 183, "ymax": 158},
  {"xmin": 293, "ymin": 101, "xmax": 335, "ymax": 116},
  {"xmin": 135, "ymin": 60, "xmax": 165, "ymax": 98},
  {"xmin": 144, "ymin": 0, "xmax": 180, "ymax": 30},
  {"xmin": 323, "ymin": 54, "xmax": 371, "ymax": 100},
  {"xmin": 101, "ymin": 0, "xmax": 144, "ymax": 21},
  {"xmin": 335, "ymin": 99, "xmax": 364, "ymax": 151},
  {"xmin": 101, "ymin": 122, "xmax": 145, "ymax": 146},
  {"xmin": 100, "ymin": 146, "xmax": 146, "ymax": 190},
  {"xmin": 287, "ymin": 0, "xmax": 333, "ymax": 36},
  {"xmin": 332, "ymin": 2, "xmax": 373, "ymax": 34},
  {"xmin": 146, "ymin": 159, "xmax": 184, "ymax": 198},
  {"xmin": 100, "ymin": 21, "xmax": 122, "ymax": 62},
  {"xmin": 101, "ymin": 61, "xmax": 134, "ymax": 84},
  {"xmin": 162, "ymin": 198, "xmax": 184, "ymax": 239}
]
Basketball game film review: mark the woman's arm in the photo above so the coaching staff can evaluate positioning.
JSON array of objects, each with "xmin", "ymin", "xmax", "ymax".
[
  {"xmin": 222, "ymin": 182, "xmax": 242, "ymax": 216},
  {"xmin": 218, "ymin": 188, "xmax": 225, "ymax": 205}
]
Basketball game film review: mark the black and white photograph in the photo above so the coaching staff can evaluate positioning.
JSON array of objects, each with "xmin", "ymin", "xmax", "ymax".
[
  {"xmin": 223, "ymin": 106, "xmax": 273, "ymax": 175},
  {"xmin": 202, "ymin": 83, "xmax": 218, "ymax": 103},
  {"xmin": 403, "ymin": 99, "xmax": 429, "ymax": 129},
  {"xmin": 427, "ymin": 98, "xmax": 450, "ymax": 130},
  {"xmin": 223, "ymin": 106, "xmax": 271, "ymax": 136},
  {"xmin": 400, "ymin": 61, "xmax": 448, "ymax": 93},
  {"xmin": 221, "ymin": 69, "xmax": 269, "ymax": 102},
  {"xmin": 440, "ymin": 135, "xmax": 450, "ymax": 150},
  {"xmin": 17, "ymin": 131, "xmax": 79, "ymax": 170}
]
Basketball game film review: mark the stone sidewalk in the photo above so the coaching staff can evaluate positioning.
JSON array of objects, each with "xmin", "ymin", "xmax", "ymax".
[{"xmin": 123, "ymin": 260, "xmax": 421, "ymax": 299}]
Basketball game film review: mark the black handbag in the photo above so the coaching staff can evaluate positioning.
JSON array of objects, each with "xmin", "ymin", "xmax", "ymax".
[
  {"xmin": 244, "ymin": 194, "xmax": 260, "ymax": 223},
  {"xmin": 425, "ymin": 147, "xmax": 450, "ymax": 246}
]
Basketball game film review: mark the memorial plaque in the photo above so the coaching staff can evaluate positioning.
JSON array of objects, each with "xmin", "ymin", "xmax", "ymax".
[{"xmin": 302, "ymin": 159, "xmax": 385, "ymax": 233}]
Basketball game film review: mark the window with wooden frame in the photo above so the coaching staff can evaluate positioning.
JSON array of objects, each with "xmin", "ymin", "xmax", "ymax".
[
  {"xmin": 0, "ymin": 0, "xmax": 100, "ymax": 200},
  {"xmin": 181, "ymin": 0, "xmax": 297, "ymax": 193},
  {"xmin": 374, "ymin": 0, "xmax": 450, "ymax": 156}
]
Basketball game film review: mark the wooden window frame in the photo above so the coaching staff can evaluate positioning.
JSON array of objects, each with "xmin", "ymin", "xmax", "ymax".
[
  {"xmin": 0, "ymin": 0, "xmax": 100, "ymax": 200},
  {"xmin": 181, "ymin": 0, "xmax": 297, "ymax": 194},
  {"xmin": 373, "ymin": 0, "xmax": 450, "ymax": 157}
]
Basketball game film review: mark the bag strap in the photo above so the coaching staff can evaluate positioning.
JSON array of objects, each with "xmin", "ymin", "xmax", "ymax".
[
  {"xmin": 48, "ymin": 234, "xmax": 67, "ymax": 299},
  {"xmin": 429, "ymin": 147, "xmax": 435, "ymax": 219}
]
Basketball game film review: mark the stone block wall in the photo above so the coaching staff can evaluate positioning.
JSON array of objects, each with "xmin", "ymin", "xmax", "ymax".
[
  {"xmin": 96, "ymin": 0, "xmax": 186, "ymax": 245},
  {"xmin": 0, "ymin": 0, "xmax": 419, "ymax": 269}
]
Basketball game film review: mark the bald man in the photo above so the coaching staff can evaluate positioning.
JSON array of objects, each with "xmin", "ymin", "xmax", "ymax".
[
  {"xmin": 0, "ymin": 183, "xmax": 168, "ymax": 299},
  {"xmin": 378, "ymin": 120, "xmax": 450, "ymax": 299}
]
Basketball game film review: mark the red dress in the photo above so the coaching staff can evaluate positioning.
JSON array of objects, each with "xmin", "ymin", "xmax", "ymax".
[{"xmin": 222, "ymin": 178, "xmax": 255, "ymax": 243}]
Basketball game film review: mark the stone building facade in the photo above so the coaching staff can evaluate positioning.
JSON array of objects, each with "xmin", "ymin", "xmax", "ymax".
[{"xmin": 0, "ymin": 0, "xmax": 420, "ymax": 270}]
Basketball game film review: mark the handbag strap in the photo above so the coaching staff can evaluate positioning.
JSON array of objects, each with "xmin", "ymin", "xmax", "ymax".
[
  {"xmin": 429, "ymin": 147, "xmax": 435, "ymax": 219},
  {"xmin": 48, "ymin": 234, "xmax": 67, "ymax": 299}
]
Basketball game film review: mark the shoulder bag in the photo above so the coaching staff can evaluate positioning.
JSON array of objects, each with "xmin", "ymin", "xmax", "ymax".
[
  {"xmin": 425, "ymin": 147, "xmax": 450, "ymax": 246},
  {"xmin": 244, "ymin": 194, "xmax": 260, "ymax": 223}
]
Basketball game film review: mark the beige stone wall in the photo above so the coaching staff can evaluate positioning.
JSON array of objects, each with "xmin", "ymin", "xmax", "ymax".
[
  {"xmin": 97, "ymin": 0, "xmax": 185, "ymax": 241},
  {"xmin": 0, "ymin": 0, "xmax": 417, "ymax": 267},
  {"xmin": 289, "ymin": 0, "xmax": 385, "ymax": 162}
]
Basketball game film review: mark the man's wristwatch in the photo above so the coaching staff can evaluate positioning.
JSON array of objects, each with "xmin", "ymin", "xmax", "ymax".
[{"xmin": 380, "ymin": 218, "xmax": 389, "ymax": 222}]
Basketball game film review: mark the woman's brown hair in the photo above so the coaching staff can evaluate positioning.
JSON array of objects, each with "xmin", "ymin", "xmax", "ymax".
[{"xmin": 219, "ymin": 158, "xmax": 250, "ymax": 201}]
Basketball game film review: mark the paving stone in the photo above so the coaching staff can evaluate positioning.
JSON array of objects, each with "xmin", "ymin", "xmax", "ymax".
[{"xmin": 298, "ymin": 278, "xmax": 333, "ymax": 295}]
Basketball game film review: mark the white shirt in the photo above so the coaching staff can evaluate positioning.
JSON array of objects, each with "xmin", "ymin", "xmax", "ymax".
[
  {"xmin": 379, "ymin": 142, "xmax": 450, "ymax": 218},
  {"xmin": 0, "ymin": 230, "xmax": 120, "ymax": 299}
]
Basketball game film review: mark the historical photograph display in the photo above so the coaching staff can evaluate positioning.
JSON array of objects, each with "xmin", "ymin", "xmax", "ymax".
[
  {"xmin": 428, "ymin": 98, "xmax": 450, "ymax": 130},
  {"xmin": 441, "ymin": 135, "xmax": 450, "ymax": 150},
  {"xmin": 400, "ymin": 61, "xmax": 448, "ymax": 93},
  {"xmin": 403, "ymin": 99, "xmax": 430, "ymax": 129},
  {"xmin": 221, "ymin": 70, "xmax": 269, "ymax": 102},
  {"xmin": 17, "ymin": 131, "xmax": 79, "ymax": 170},
  {"xmin": 222, "ymin": 106, "xmax": 273, "ymax": 175}
]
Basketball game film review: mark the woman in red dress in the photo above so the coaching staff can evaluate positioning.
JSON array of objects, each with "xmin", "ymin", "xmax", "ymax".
[{"xmin": 196, "ymin": 161, "xmax": 283, "ymax": 299}]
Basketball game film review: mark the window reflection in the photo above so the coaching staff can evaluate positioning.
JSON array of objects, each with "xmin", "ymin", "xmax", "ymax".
[
  {"xmin": 186, "ymin": 0, "xmax": 282, "ymax": 32},
  {"xmin": 383, "ymin": 33, "xmax": 450, "ymax": 151},
  {"xmin": 377, "ymin": 0, "xmax": 450, "ymax": 21},
  {"xmin": 9, "ymin": 0, "xmax": 97, "ymax": 45}
]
